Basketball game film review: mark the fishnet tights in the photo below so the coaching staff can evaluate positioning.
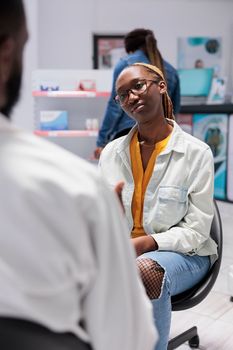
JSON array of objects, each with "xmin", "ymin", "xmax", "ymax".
[{"xmin": 137, "ymin": 258, "xmax": 165, "ymax": 300}]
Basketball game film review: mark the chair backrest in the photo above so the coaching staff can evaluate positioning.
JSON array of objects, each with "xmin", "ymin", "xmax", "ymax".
[{"xmin": 171, "ymin": 200, "xmax": 223, "ymax": 311}]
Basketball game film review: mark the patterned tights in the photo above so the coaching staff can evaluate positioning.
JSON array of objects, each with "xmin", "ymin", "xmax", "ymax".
[{"xmin": 137, "ymin": 258, "xmax": 165, "ymax": 299}]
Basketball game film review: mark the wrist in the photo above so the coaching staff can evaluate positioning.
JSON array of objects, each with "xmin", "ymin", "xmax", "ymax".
[
  {"xmin": 147, "ymin": 236, "xmax": 158, "ymax": 251},
  {"xmin": 141, "ymin": 236, "xmax": 158, "ymax": 255}
]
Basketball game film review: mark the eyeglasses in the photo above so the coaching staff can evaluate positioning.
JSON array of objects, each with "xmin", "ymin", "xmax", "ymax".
[{"xmin": 114, "ymin": 79, "xmax": 158, "ymax": 105}]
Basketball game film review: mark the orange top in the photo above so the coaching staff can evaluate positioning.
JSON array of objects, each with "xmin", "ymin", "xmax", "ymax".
[{"xmin": 130, "ymin": 131, "xmax": 171, "ymax": 238}]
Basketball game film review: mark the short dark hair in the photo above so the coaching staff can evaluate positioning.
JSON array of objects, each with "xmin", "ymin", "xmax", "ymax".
[
  {"xmin": 124, "ymin": 28, "xmax": 165, "ymax": 78},
  {"xmin": 124, "ymin": 28, "xmax": 153, "ymax": 53},
  {"xmin": 0, "ymin": 0, "xmax": 25, "ymax": 46}
]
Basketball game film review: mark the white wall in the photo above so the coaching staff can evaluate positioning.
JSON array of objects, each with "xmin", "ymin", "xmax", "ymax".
[
  {"xmin": 12, "ymin": 0, "xmax": 38, "ymax": 130},
  {"xmin": 38, "ymin": 0, "xmax": 96, "ymax": 69},
  {"xmin": 12, "ymin": 0, "xmax": 233, "ymax": 128},
  {"xmin": 38, "ymin": 0, "xmax": 233, "ymax": 81}
]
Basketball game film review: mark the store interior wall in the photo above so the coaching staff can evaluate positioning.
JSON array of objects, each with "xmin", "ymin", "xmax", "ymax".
[{"xmin": 12, "ymin": 0, "xmax": 233, "ymax": 130}]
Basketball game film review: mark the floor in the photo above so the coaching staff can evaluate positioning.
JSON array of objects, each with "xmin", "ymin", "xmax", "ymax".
[{"xmin": 169, "ymin": 200, "xmax": 233, "ymax": 349}]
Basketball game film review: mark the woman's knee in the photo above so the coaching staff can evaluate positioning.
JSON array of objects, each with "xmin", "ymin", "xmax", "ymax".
[{"xmin": 136, "ymin": 258, "xmax": 165, "ymax": 299}]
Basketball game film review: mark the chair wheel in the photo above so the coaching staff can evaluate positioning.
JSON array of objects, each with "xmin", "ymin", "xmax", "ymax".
[{"xmin": 188, "ymin": 335, "xmax": 200, "ymax": 348}]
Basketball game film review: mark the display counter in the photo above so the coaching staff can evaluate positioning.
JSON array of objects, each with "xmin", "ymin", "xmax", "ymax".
[{"xmin": 178, "ymin": 104, "xmax": 233, "ymax": 202}]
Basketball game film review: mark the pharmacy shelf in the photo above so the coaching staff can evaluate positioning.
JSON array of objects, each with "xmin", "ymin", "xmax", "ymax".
[
  {"xmin": 32, "ymin": 91, "xmax": 110, "ymax": 98},
  {"xmin": 180, "ymin": 103, "xmax": 233, "ymax": 114},
  {"xmin": 32, "ymin": 69, "xmax": 112, "ymax": 160},
  {"xmin": 34, "ymin": 130, "xmax": 98, "ymax": 137}
]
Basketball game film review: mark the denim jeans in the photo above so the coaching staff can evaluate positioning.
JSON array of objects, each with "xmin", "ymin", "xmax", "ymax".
[{"xmin": 138, "ymin": 251, "xmax": 210, "ymax": 350}]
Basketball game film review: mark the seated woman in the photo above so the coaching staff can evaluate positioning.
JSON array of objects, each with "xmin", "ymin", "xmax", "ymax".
[{"xmin": 98, "ymin": 62, "xmax": 218, "ymax": 350}]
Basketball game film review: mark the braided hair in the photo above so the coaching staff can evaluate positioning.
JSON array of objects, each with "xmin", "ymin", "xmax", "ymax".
[
  {"xmin": 133, "ymin": 63, "xmax": 174, "ymax": 120},
  {"xmin": 124, "ymin": 28, "xmax": 165, "ymax": 78}
]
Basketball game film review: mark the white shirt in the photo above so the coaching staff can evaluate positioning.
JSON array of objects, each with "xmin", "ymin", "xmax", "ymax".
[
  {"xmin": 99, "ymin": 121, "xmax": 218, "ymax": 261},
  {"xmin": 0, "ymin": 114, "xmax": 157, "ymax": 350}
]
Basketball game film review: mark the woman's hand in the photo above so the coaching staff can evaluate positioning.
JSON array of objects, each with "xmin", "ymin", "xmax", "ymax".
[{"xmin": 131, "ymin": 236, "xmax": 158, "ymax": 257}]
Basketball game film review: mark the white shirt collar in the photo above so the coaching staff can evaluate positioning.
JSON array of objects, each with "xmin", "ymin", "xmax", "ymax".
[{"xmin": 116, "ymin": 120, "xmax": 185, "ymax": 155}]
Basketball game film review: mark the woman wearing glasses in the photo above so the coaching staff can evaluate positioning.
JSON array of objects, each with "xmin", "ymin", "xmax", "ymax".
[
  {"xmin": 94, "ymin": 28, "xmax": 180, "ymax": 160},
  {"xmin": 98, "ymin": 63, "xmax": 218, "ymax": 350}
]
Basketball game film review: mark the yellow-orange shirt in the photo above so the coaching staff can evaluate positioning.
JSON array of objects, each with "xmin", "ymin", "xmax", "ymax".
[{"xmin": 130, "ymin": 131, "xmax": 171, "ymax": 238}]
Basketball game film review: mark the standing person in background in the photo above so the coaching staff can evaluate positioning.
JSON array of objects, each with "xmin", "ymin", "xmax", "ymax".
[
  {"xmin": 94, "ymin": 28, "xmax": 180, "ymax": 159},
  {"xmin": 0, "ymin": 2, "xmax": 157, "ymax": 350}
]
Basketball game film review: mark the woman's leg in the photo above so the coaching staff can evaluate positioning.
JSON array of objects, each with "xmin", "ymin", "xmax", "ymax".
[{"xmin": 136, "ymin": 251, "xmax": 210, "ymax": 350}]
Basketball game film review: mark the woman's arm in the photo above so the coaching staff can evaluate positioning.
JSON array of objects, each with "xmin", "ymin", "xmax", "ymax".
[{"xmin": 154, "ymin": 148, "xmax": 215, "ymax": 254}]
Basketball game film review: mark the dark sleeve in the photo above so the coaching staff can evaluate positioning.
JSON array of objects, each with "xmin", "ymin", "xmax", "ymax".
[
  {"xmin": 96, "ymin": 59, "xmax": 128, "ymax": 147},
  {"xmin": 171, "ymin": 72, "xmax": 181, "ymax": 115}
]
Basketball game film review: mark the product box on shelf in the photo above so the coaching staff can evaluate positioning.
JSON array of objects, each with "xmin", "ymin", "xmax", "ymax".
[
  {"xmin": 32, "ymin": 69, "xmax": 112, "ymax": 92},
  {"xmin": 40, "ymin": 110, "xmax": 68, "ymax": 131}
]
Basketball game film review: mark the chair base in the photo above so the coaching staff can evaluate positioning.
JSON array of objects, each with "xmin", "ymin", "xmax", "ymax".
[{"xmin": 168, "ymin": 326, "xmax": 199, "ymax": 349}]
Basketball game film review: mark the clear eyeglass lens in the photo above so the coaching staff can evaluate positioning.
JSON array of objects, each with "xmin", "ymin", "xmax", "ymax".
[
  {"xmin": 116, "ymin": 80, "xmax": 150, "ymax": 104},
  {"xmin": 133, "ymin": 81, "xmax": 147, "ymax": 92}
]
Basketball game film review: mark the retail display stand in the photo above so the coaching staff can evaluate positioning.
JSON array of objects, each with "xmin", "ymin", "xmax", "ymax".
[
  {"xmin": 32, "ymin": 69, "xmax": 112, "ymax": 161},
  {"xmin": 178, "ymin": 104, "xmax": 233, "ymax": 203}
]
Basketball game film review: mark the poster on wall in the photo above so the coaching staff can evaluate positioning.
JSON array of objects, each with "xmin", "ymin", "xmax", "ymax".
[
  {"xmin": 193, "ymin": 113, "xmax": 228, "ymax": 200},
  {"xmin": 93, "ymin": 34, "xmax": 126, "ymax": 69},
  {"xmin": 177, "ymin": 37, "xmax": 222, "ymax": 74},
  {"xmin": 227, "ymin": 114, "xmax": 233, "ymax": 202}
]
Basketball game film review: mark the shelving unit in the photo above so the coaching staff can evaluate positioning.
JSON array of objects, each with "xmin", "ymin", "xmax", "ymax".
[
  {"xmin": 180, "ymin": 104, "xmax": 233, "ymax": 114},
  {"xmin": 32, "ymin": 69, "xmax": 112, "ymax": 160},
  {"xmin": 32, "ymin": 91, "xmax": 110, "ymax": 98},
  {"xmin": 34, "ymin": 130, "xmax": 98, "ymax": 137}
]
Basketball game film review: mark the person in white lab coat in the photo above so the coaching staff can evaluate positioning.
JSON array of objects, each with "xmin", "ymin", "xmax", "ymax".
[{"xmin": 0, "ymin": 1, "xmax": 157, "ymax": 350}]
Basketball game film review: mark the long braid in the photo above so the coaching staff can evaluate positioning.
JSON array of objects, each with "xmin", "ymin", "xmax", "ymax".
[
  {"xmin": 145, "ymin": 31, "xmax": 165, "ymax": 78},
  {"xmin": 133, "ymin": 63, "xmax": 174, "ymax": 120}
]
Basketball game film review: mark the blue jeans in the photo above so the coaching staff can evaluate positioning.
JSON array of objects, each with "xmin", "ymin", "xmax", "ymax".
[{"xmin": 138, "ymin": 251, "xmax": 210, "ymax": 350}]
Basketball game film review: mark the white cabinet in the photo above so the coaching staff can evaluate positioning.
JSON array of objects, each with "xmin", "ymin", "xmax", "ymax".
[{"xmin": 32, "ymin": 69, "xmax": 112, "ymax": 161}]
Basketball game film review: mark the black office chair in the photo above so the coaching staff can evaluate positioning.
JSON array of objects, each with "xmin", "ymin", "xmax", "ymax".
[
  {"xmin": 0, "ymin": 317, "xmax": 92, "ymax": 350},
  {"xmin": 168, "ymin": 200, "xmax": 223, "ymax": 349}
]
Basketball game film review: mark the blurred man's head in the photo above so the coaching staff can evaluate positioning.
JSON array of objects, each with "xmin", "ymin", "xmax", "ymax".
[{"xmin": 0, "ymin": 0, "xmax": 28, "ymax": 118}]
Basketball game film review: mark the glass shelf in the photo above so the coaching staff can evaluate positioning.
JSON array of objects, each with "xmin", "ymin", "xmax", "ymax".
[
  {"xmin": 34, "ymin": 130, "xmax": 98, "ymax": 137},
  {"xmin": 32, "ymin": 91, "xmax": 110, "ymax": 98}
]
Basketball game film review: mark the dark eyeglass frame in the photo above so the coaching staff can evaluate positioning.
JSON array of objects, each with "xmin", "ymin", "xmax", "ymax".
[{"xmin": 114, "ymin": 79, "xmax": 159, "ymax": 105}]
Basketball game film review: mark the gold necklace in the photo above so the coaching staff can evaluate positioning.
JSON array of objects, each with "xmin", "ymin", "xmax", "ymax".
[{"xmin": 138, "ymin": 140, "xmax": 156, "ymax": 147}]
